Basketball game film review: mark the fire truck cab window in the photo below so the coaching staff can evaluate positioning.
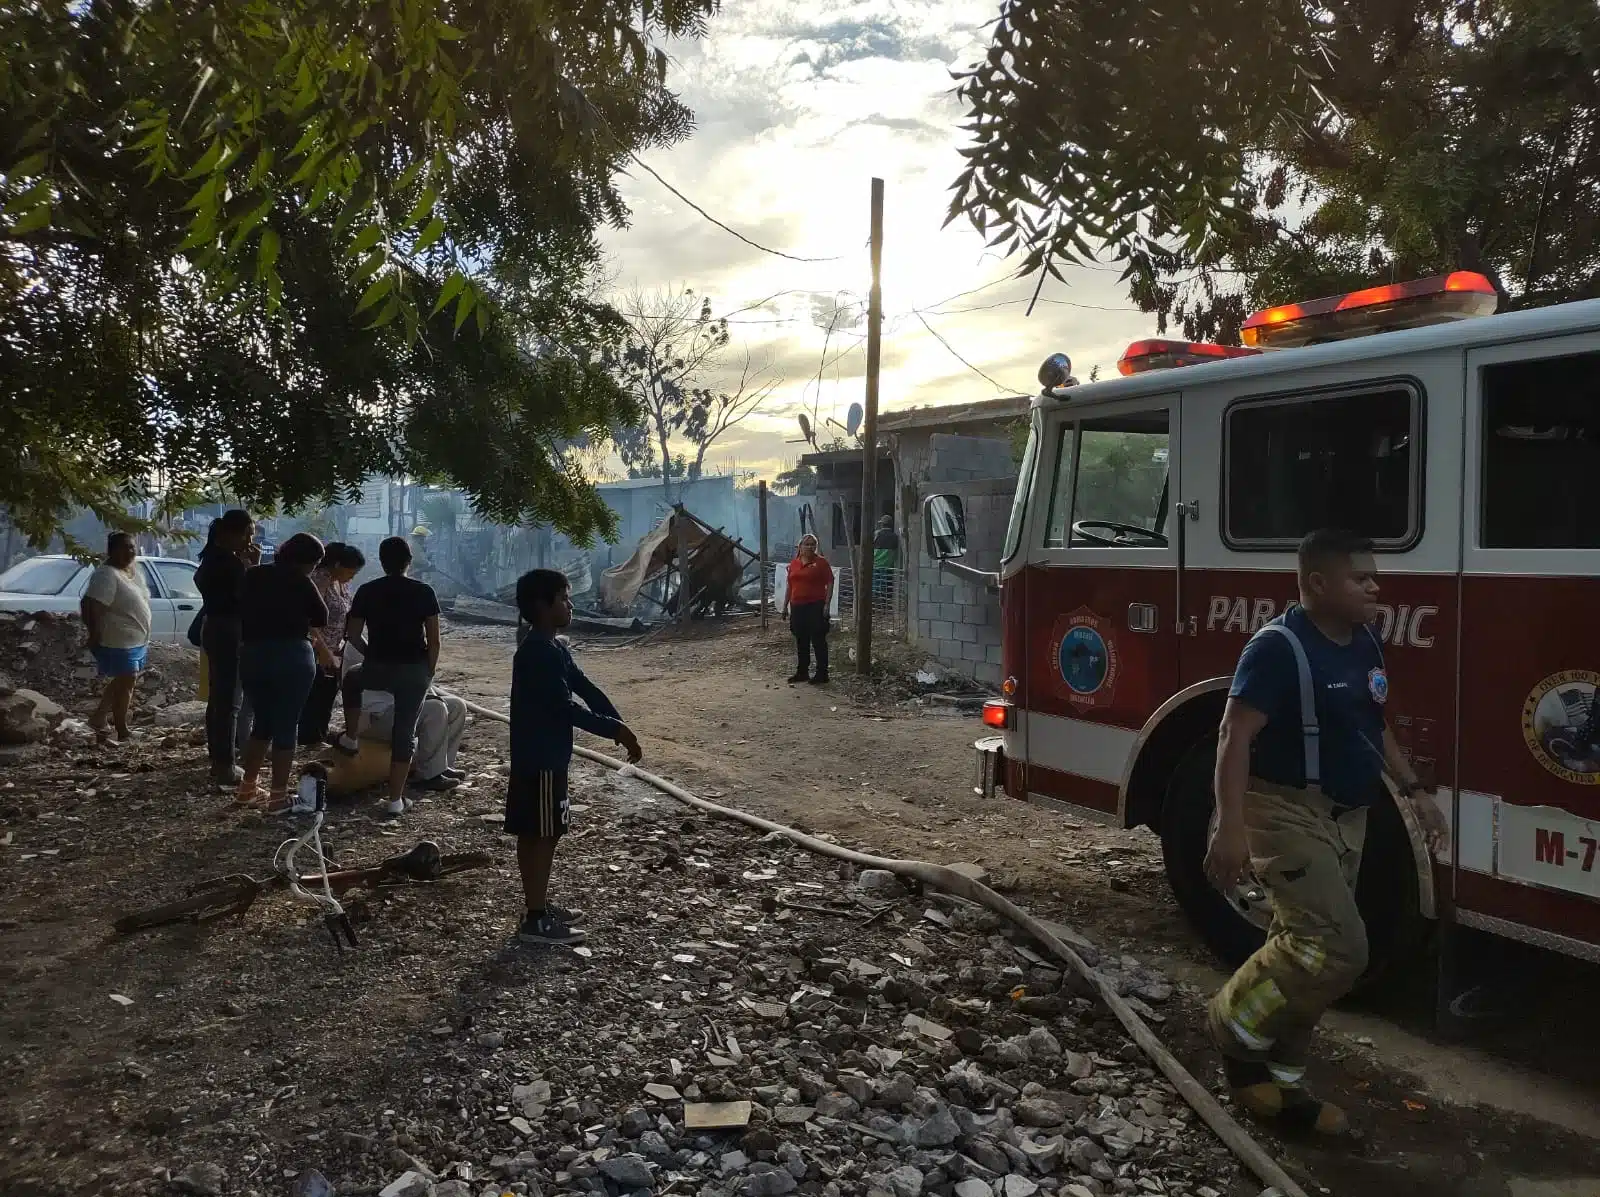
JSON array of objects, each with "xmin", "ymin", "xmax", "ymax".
[
  {"xmin": 1481, "ymin": 350, "xmax": 1600, "ymax": 548},
  {"xmin": 1003, "ymin": 417, "xmax": 1040, "ymax": 562},
  {"xmin": 1042, "ymin": 426, "xmax": 1077, "ymax": 548},
  {"xmin": 1225, "ymin": 385, "xmax": 1417, "ymax": 547},
  {"xmin": 1069, "ymin": 412, "xmax": 1171, "ymax": 547}
]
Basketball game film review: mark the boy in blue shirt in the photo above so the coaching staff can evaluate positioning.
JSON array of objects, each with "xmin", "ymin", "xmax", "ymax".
[
  {"xmin": 510, "ymin": 569, "xmax": 642, "ymax": 945},
  {"xmin": 1206, "ymin": 529, "xmax": 1448, "ymax": 1135}
]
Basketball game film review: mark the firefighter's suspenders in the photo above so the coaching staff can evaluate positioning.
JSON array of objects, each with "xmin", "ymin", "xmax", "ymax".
[{"xmin": 1251, "ymin": 612, "xmax": 1384, "ymax": 788}]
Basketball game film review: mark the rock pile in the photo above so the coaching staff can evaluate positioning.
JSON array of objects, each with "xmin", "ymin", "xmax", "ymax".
[
  {"xmin": 297, "ymin": 775, "xmax": 1243, "ymax": 1197},
  {"xmin": 0, "ymin": 610, "xmax": 199, "ymax": 751},
  {"xmin": 0, "ymin": 723, "xmax": 1246, "ymax": 1197}
]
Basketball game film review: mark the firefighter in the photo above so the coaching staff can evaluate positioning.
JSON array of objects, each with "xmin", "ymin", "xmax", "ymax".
[{"xmin": 1205, "ymin": 528, "xmax": 1449, "ymax": 1135}]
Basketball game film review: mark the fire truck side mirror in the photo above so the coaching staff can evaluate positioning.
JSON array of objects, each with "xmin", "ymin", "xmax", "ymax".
[{"xmin": 923, "ymin": 494, "xmax": 968, "ymax": 561}]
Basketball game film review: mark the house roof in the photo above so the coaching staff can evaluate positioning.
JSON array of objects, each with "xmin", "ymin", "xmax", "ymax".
[
  {"xmin": 596, "ymin": 473, "xmax": 737, "ymax": 492},
  {"xmin": 876, "ymin": 394, "xmax": 1030, "ymax": 433},
  {"xmin": 798, "ymin": 446, "xmax": 890, "ymax": 468}
]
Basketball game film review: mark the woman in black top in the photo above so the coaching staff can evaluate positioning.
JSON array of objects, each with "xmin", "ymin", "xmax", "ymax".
[
  {"xmin": 194, "ymin": 509, "xmax": 258, "ymax": 790},
  {"xmin": 237, "ymin": 532, "xmax": 328, "ymax": 810},
  {"xmin": 337, "ymin": 536, "xmax": 441, "ymax": 816}
]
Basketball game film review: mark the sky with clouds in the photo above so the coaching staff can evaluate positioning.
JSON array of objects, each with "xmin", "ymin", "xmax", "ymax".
[{"xmin": 598, "ymin": 0, "xmax": 1157, "ymax": 480}]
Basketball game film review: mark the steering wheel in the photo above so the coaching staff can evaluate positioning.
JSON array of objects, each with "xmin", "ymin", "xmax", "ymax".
[{"xmin": 1071, "ymin": 520, "xmax": 1168, "ymax": 547}]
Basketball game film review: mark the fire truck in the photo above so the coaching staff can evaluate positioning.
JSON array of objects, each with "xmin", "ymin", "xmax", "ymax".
[{"xmin": 923, "ymin": 272, "xmax": 1600, "ymax": 995}]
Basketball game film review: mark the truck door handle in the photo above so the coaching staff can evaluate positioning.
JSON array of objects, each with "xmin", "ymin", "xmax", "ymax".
[
  {"xmin": 177, "ymin": 603, "xmax": 195, "ymax": 611},
  {"xmin": 1127, "ymin": 603, "xmax": 1158, "ymax": 633}
]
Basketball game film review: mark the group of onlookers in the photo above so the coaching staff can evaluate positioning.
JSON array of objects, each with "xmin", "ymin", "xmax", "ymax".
[{"xmin": 80, "ymin": 514, "xmax": 466, "ymax": 816}]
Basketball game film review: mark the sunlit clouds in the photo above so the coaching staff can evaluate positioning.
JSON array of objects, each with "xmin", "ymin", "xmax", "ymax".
[{"xmin": 600, "ymin": 0, "xmax": 1154, "ymax": 477}]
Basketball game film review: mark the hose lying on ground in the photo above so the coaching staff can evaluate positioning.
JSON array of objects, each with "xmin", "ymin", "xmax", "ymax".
[{"xmin": 451, "ymin": 695, "xmax": 1305, "ymax": 1197}]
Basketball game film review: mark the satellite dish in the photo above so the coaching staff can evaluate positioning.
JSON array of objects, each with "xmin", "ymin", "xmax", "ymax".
[
  {"xmin": 845, "ymin": 402, "xmax": 863, "ymax": 437},
  {"xmin": 798, "ymin": 413, "xmax": 814, "ymax": 444}
]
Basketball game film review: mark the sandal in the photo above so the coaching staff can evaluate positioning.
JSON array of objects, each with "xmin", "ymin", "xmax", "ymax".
[
  {"xmin": 258, "ymin": 790, "xmax": 292, "ymax": 815},
  {"xmin": 231, "ymin": 779, "xmax": 265, "ymax": 808}
]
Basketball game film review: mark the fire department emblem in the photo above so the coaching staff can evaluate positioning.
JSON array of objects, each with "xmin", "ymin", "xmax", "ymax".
[
  {"xmin": 1049, "ymin": 608, "xmax": 1120, "ymax": 709},
  {"xmin": 1368, "ymin": 667, "xmax": 1388, "ymax": 705},
  {"xmin": 1522, "ymin": 670, "xmax": 1600, "ymax": 785}
]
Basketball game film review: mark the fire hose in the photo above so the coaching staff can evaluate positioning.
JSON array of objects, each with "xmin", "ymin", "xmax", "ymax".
[{"xmin": 450, "ymin": 694, "xmax": 1305, "ymax": 1197}]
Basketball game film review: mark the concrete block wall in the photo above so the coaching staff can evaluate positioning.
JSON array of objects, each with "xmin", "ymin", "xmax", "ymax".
[
  {"xmin": 910, "ymin": 476, "xmax": 1015, "ymax": 687},
  {"xmin": 927, "ymin": 434, "xmax": 1016, "ymax": 486}
]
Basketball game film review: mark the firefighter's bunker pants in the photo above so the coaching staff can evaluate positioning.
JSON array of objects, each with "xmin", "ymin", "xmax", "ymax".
[{"xmin": 1209, "ymin": 782, "xmax": 1368, "ymax": 1079}]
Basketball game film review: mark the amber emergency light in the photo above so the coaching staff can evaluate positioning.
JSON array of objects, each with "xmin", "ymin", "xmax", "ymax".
[
  {"xmin": 981, "ymin": 700, "xmax": 1011, "ymax": 730},
  {"xmin": 1241, "ymin": 271, "xmax": 1498, "ymax": 350},
  {"xmin": 1117, "ymin": 339, "xmax": 1260, "ymax": 376}
]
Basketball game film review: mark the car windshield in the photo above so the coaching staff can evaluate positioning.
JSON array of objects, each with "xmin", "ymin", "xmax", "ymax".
[{"xmin": 0, "ymin": 557, "xmax": 82, "ymax": 595}]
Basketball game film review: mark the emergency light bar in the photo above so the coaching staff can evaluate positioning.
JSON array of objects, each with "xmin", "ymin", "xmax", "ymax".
[
  {"xmin": 1241, "ymin": 271, "xmax": 1498, "ymax": 350},
  {"xmin": 1117, "ymin": 339, "xmax": 1260, "ymax": 376}
]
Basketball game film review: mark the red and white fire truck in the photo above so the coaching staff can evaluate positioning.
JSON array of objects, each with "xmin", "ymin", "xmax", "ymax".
[{"xmin": 924, "ymin": 272, "xmax": 1600, "ymax": 991}]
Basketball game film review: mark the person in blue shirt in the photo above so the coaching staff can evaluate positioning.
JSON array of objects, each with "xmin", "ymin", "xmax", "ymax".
[
  {"xmin": 1206, "ymin": 529, "xmax": 1448, "ymax": 1136},
  {"xmin": 509, "ymin": 569, "xmax": 642, "ymax": 946}
]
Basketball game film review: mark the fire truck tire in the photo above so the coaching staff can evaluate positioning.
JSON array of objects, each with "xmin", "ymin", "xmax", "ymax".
[{"xmin": 1160, "ymin": 736, "xmax": 1428, "ymax": 996}]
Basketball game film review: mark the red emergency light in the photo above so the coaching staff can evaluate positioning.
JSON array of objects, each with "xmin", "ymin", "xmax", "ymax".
[
  {"xmin": 981, "ymin": 700, "xmax": 1012, "ymax": 730},
  {"xmin": 1117, "ymin": 339, "xmax": 1261, "ymax": 376},
  {"xmin": 1241, "ymin": 271, "xmax": 1498, "ymax": 350}
]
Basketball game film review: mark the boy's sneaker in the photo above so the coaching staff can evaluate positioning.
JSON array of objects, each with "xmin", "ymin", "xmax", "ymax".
[
  {"xmin": 334, "ymin": 734, "xmax": 361, "ymax": 757},
  {"xmin": 518, "ymin": 911, "xmax": 587, "ymax": 946},
  {"xmin": 378, "ymin": 797, "xmax": 406, "ymax": 817},
  {"xmin": 545, "ymin": 902, "xmax": 585, "ymax": 924}
]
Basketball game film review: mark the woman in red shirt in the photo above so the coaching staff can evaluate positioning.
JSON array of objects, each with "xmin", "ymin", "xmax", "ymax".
[{"xmin": 782, "ymin": 533, "xmax": 835, "ymax": 684}]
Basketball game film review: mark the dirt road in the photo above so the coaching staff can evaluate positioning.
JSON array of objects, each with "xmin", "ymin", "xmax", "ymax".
[
  {"xmin": 2, "ymin": 614, "xmax": 1597, "ymax": 1197},
  {"xmin": 441, "ymin": 619, "xmax": 1600, "ymax": 1194}
]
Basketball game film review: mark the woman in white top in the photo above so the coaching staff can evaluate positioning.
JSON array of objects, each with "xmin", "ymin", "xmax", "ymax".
[{"xmin": 81, "ymin": 531, "xmax": 152, "ymax": 742}]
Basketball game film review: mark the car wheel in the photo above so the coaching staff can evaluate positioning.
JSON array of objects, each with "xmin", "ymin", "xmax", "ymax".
[{"xmin": 1159, "ymin": 735, "xmax": 1429, "ymax": 996}]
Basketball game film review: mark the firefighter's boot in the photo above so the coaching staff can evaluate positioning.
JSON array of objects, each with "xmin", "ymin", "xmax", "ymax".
[{"xmin": 1208, "ymin": 1002, "xmax": 1351, "ymax": 1137}]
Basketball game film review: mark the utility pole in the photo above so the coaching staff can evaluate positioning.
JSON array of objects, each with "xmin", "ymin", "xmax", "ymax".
[
  {"xmin": 758, "ymin": 480, "xmax": 770, "ymax": 632},
  {"xmin": 856, "ymin": 177, "xmax": 884, "ymax": 676}
]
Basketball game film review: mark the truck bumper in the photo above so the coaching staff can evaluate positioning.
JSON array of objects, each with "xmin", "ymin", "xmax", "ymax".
[{"xmin": 973, "ymin": 735, "xmax": 1005, "ymax": 799}]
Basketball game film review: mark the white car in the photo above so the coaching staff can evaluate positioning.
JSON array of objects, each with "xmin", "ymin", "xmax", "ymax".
[{"xmin": 0, "ymin": 554, "xmax": 203, "ymax": 643}]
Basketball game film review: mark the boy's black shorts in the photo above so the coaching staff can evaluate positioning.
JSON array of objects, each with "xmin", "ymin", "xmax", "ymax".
[{"xmin": 504, "ymin": 771, "xmax": 570, "ymax": 839}]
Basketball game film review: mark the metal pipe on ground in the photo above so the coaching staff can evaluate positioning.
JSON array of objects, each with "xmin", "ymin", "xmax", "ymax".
[{"xmin": 450, "ymin": 693, "xmax": 1306, "ymax": 1197}]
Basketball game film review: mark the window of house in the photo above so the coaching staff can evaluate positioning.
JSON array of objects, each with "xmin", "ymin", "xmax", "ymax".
[
  {"xmin": 1481, "ymin": 350, "xmax": 1600, "ymax": 549},
  {"xmin": 1225, "ymin": 384, "xmax": 1419, "ymax": 547},
  {"xmin": 831, "ymin": 501, "xmax": 862, "ymax": 549}
]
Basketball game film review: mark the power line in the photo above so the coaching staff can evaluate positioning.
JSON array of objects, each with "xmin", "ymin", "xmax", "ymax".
[
  {"xmin": 913, "ymin": 310, "xmax": 1017, "ymax": 394},
  {"xmin": 925, "ymin": 295, "xmax": 1140, "ymax": 316},
  {"xmin": 628, "ymin": 155, "xmax": 841, "ymax": 264},
  {"xmin": 574, "ymin": 82, "xmax": 842, "ymax": 267},
  {"xmin": 904, "ymin": 275, "xmax": 1012, "ymax": 315}
]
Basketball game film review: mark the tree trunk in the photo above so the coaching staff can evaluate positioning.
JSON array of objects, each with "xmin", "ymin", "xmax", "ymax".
[
  {"xmin": 656, "ymin": 418, "xmax": 674, "ymax": 502},
  {"xmin": 1457, "ymin": 230, "xmax": 1509, "ymax": 307}
]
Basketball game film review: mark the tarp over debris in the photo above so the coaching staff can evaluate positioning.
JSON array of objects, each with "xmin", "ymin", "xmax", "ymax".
[{"xmin": 597, "ymin": 508, "xmax": 743, "ymax": 616}]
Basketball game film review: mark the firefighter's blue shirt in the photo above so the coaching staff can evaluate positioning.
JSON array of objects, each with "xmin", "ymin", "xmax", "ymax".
[{"xmin": 1228, "ymin": 606, "xmax": 1388, "ymax": 806}]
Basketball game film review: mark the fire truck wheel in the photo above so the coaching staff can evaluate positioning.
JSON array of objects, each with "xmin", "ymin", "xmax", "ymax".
[{"xmin": 1160, "ymin": 736, "xmax": 1428, "ymax": 996}]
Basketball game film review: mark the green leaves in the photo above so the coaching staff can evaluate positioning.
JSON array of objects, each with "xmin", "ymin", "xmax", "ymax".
[
  {"xmin": 954, "ymin": 0, "xmax": 1600, "ymax": 338},
  {"xmin": 0, "ymin": 0, "xmax": 722, "ymax": 549}
]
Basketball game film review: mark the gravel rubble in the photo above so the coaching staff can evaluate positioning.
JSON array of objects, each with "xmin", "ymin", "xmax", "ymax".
[{"xmin": 0, "ymin": 613, "xmax": 1258, "ymax": 1197}]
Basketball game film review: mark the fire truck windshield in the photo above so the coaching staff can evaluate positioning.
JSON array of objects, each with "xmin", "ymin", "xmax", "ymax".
[{"xmin": 1045, "ymin": 411, "xmax": 1171, "ymax": 547}]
